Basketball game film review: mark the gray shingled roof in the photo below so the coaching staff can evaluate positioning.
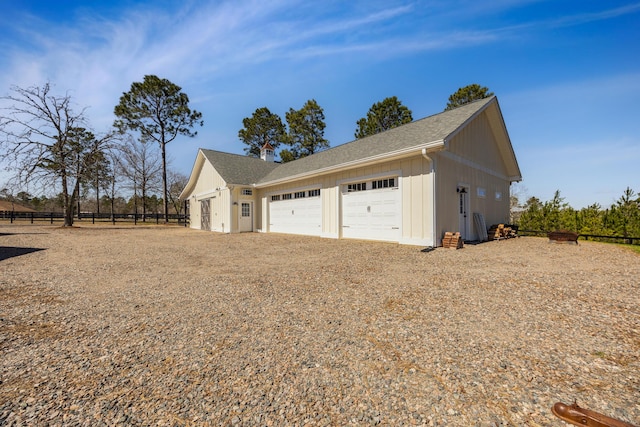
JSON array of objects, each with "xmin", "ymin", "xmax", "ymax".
[
  {"xmin": 200, "ymin": 150, "xmax": 279, "ymax": 186},
  {"xmin": 200, "ymin": 96, "xmax": 496, "ymax": 187},
  {"xmin": 257, "ymin": 96, "xmax": 496, "ymax": 184}
]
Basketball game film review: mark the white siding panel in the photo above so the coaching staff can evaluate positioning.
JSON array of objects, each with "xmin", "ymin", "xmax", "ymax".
[{"xmin": 211, "ymin": 194, "xmax": 224, "ymax": 232}]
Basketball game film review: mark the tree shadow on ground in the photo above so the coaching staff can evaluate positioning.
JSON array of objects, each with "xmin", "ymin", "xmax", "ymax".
[{"xmin": 0, "ymin": 247, "xmax": 46, "ymax": 262}]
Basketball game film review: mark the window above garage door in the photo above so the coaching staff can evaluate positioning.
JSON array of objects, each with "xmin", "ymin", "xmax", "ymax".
[
  {"xmin": 343, "ymin": 177, "xmax": 398, "ymax": 193},
  {"xmin": 271, "ymin": 188, "xmax": 321, "ymax": 201}
]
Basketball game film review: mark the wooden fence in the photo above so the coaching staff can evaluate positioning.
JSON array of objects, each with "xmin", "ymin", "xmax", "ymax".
[
  {"xmin": 1, "ymin": 211, "xmax": 189, "ymax": 226},
  {"xmin": 518, "ymin": 229, "xmax": 640, "ymax": 245}
]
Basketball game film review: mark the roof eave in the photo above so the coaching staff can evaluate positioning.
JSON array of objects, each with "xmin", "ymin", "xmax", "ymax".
[
  {"xmin": 256, "ymin": 140, "xmax": 445, "ymax": 188},
  {"xmin": 179, "ymin": 150, "xmax": 206, "ymax": 200}
]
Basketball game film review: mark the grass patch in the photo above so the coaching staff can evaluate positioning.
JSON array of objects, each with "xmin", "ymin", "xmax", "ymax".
[{"xmin": 619, "ymin": 244, "xmax": 640, "ymax": 255}]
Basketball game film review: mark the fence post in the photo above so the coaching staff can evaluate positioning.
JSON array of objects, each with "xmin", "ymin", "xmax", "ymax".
[
  {"xmin": 10, "ymin": 211, "xmax": 14, "ymax": 224},
  {"xmin": 31, "ymin": 212, "xmax": 34, "ymax": 224},
  {"xmin": 134, "ymin": 212, "xmax": 137, "ymax": 225},
  {"xmin": 156, "ymin": 213, "xmax": 159, "ymax": 224},
  {"xmin": 50, "ymin": 212, "xmax": 54, "ymax": 224}
]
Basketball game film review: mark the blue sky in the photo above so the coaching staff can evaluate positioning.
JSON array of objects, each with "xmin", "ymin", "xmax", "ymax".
[{"xmin": 1, "ymin": 0, "xmax": 639, "ymax": 208}]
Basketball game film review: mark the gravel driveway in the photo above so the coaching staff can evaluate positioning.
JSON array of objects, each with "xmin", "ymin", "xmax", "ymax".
[{"xmin": 1, "ymin": 224, "xmax": 639, "ymax": 426}]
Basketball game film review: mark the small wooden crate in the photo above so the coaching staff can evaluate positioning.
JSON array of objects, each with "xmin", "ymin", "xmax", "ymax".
[{"xmin": 442, "ymin": 232, "xmax": 463, "ymax": 249}]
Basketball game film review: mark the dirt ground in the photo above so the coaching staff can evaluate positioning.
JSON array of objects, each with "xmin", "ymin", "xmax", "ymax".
[{"xmin": 1, "ymin": 223, "xmax": 639, "ymax": 426}]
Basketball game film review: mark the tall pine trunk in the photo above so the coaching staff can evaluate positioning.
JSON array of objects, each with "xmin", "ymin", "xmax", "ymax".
[{"xmin": 161, "ymin": 139, "xmax": 168, "ymax": 223}]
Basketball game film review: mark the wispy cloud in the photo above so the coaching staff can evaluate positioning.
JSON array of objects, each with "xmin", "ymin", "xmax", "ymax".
[
  {"xmin": 0, "ymin": 1, "xmax": 424, "ymax": 123},
  {"xmin": 548, "ymin": 2, "xmax": 640, "ymax": 27},
  {"xmin": 2, "ymin": 1, "xmax": 639, "ymax": 130},
  {"xmin": 478, "ymin": 2, "xmax": 640, "ymax": 36}
]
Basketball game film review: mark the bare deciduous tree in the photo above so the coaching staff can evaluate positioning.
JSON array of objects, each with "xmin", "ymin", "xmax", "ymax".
[
  {"xmin": 115, "ymin": 135, "xmax": 162, "ymax": 220},
  {"xmin": 0, "ymin": 83, "xmax": 114, "ymax": 226},
  {"xmin": 167, "ymin": 169, "xmax": 189, "ymax": 215}
]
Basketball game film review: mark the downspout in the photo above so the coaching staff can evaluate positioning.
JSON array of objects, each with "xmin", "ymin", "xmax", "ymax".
[{"xmin": 422, "ymin": 148, "xmax": 437, "ymax": 247}]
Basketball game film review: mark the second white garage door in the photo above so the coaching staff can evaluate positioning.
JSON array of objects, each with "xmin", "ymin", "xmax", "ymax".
[
  {"xmin": 341, "ymin": 180, "xmax": 401, "ymax": 242},
  {"xmin": 269, "ymin": 194, "xmax": 322, "ymax": 236}
]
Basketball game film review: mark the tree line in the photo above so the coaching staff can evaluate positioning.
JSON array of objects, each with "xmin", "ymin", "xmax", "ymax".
[
  {"xmin": 513, "ymin": 188, "xmax": 640, "ymax": 243},
  {"xmin": 236, "ymin": 96, "xmax": 412, "ymax": 162},
  {"xmin": 0, "ymin": 76, "xmax": 201, "ymax": 226},
  {"xmin": 237, "ymin": 84, "xmax": 493, "ymax": 161},
  {"xmin": 1, "ymin": 79, "xmax": 490, "ymax": 226},
  {"xmin": 0, "ymin": 189, "xmax": 175, "ymax": 218}
]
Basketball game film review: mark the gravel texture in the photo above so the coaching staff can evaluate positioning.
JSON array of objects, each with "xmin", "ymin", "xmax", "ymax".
[{"xmin": 0, "ymin": 223, "xmax": 639, "ymax": 426}]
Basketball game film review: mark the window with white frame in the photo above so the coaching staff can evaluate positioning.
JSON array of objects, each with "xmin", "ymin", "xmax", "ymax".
[
  {"xmin": 271, "ymin": 194, "xmax": 280, "ymax": 201},
  {"xmin": 242, "ymin": 188, "xmax": 253, "ymax": 196},
  {"xmin": 308, "ymin": 189, "xmax": 320, "ymax": 197},
  {"xmin": 372, "ymin": 178, "xmax": 396, "ymax": 189},
  {"xmin": 282, "ymin": 193, "xmax": 292, "ymax": 200},
  {"xmin": 495, "ymin": 191, "xmax": 502, "ymax": 201},
  {"xmin": 294, "ymin": 191, "xmax": 306, "ymax": 199},
  {"xmin": 477, "ymin": 187, "xmax": 486, "ymax": 198},
  {"xmin": 347, "ymin": 182, "xmax": 367, "ymax": 192},
  {"xmin": 241, "ymin": 202, "xmax": 250, "ymax": 217}
]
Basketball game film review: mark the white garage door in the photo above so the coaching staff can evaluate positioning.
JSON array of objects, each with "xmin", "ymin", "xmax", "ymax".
[
  {"xmin": 269, "ymin": 193, "xmax": 322, "ymax": 236},
  {"xmin": 341, "ymin": 179, "xmax": 401, "ymax": 242}
]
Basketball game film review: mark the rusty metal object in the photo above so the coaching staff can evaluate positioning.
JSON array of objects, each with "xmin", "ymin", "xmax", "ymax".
[{"xmin": 552, "ymin": 401, "xmax": 638, "ymax": 427}]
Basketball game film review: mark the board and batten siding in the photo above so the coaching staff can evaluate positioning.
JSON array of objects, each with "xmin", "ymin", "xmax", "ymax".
[
  {"xmin": 257, "ymin": 154, "xmax": 436, "ymax": 246},
  {"xmin": 434, "ymin": 111, "xmax": 512, "ymax": 242},
  {"xmin": 185, "ymin": 159, "xmax": 229, "ymax": 231},
  {"xmin": 400, "ymin": 156, "xmax": 435, "ymax": 246}
]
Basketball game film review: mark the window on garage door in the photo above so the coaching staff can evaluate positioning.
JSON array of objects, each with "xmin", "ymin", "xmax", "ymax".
[
  {"xmin": 372, "ymin": 178, "xmax": 396, "ymax": 189},
  {"xmin": 347, "ymin": 182, "xmax": 367, "ymax": 192},
  {"xmin": 344, "ymin": 177, "xmax": 398, "ymax": 193}
]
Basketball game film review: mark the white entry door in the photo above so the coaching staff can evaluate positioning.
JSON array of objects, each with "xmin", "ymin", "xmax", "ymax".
[
  {"xmin": 458, "ymin": 188, "xmax": 469, "ymax": 240},
  {"xmin": 341, "ymin": 185, "xmax": 401, "ymax": 242},
  {"xmin": 239, "ymin": 202, "xmax": 253, "ymax": 232},
  {"xmin": 211, "ymin": 195, "xmax": 224, "ymax": 232}
]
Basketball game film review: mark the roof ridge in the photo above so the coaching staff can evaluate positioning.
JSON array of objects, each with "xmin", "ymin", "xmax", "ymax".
[
  {"xmin": 201, "ymin": 148, "xmax": 260, "ymax": 159},
  {"xmin": 412, "ymin": 95, "xmax": 496, "ymax": 124},
  {"xmin": 289, "ymin": 95, "xmax": 496, "ymax": 157}
]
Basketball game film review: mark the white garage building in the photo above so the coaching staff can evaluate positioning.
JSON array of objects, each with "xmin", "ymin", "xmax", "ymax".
[{"xmin": 179, "ymin": 96, "xmax": 521, "ymax": 246}]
